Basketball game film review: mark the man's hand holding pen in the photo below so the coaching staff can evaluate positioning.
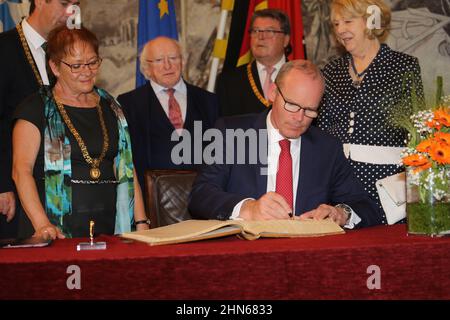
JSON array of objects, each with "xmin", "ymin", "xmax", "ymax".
[
  {"xmin": 239, "ymin": 192, "xmax": 292, "ymax": 220},
  {"xmin": 238, "ymin": 192, "xmax": 349, "ymax": 226}
]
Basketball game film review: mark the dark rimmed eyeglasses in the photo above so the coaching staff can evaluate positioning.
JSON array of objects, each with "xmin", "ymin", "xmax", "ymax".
[
  {"xmin": 249, "ymin": 28, "xmax": 285, "ymax": 39},
  {"xmin": 275, "ymin": 84, "xmax": 319, "ymax": 118},
  {"xmin": 59, "ymin": 58, "xmax": 102, "ymax": 73}
]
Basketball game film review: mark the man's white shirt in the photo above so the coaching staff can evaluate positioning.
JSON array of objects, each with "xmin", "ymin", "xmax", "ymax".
[
  {"xmin": 230, "ymin": 111, "xmax": 361, "ymax": 228},
  {"xmin": 230, "ymin": 110, "xmax": 300, "ymax": 218},
  {"xmin": 150, "ymin": 78, "xmax": 187, "ymax": 123},
  {"xmin": 22, "ymin": 19, "xmax": 50, "ymax": 85},
  {"xmin": 256, "ymin": 56, "xmax": 286, "ymax": 88}
]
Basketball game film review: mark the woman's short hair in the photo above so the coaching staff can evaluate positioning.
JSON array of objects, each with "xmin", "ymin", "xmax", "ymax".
[
  {"xmin": 47, "ymin": 26, "xmax": 99, "ymax": 63},
  {"xmin": 330, "ymin": 0, "xmax": 391, "ymax": 40}
]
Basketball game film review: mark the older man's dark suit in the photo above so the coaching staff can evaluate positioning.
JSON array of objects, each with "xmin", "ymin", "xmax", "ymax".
[
  {"xmin": 216, "ymin": 61, "xmax": 268, "ymax": 116},
  {"xmin": 0, "ymin": 27, "xmax": 42, "ymax": 237},
  {"xmin": 117, "ymin": 82, "xmax": 219, "ymax": 188},
  {"xmin": 188, "ymin": 110, "xmax": 383, "ymax": 228},
  {"xmin": 0, "ymin": 27, "xmax": 41, "ymax": 194}
]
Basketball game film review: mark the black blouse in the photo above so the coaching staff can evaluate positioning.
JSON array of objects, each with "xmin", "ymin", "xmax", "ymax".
[{"xmin": 14, "ymin": 92, "xmax": 119, "ymax": 237}]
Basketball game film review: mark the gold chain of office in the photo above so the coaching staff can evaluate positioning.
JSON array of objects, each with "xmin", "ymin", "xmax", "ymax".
[
  {"xmin": 54, "ymin": 95, "xmax": 109, "ymax": 180},
  {"xmin": 247, "ymin": 62, "xmax": 270, "ymax": 108},
  {"xmin": 16, "ymin": 23, "xmax": 44, "ymax": 86}
]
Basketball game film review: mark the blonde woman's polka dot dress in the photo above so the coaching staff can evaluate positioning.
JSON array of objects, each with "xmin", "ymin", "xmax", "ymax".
[{"xmin": 317, "ymin": 44, "xmax": 424, "ymax": 224}]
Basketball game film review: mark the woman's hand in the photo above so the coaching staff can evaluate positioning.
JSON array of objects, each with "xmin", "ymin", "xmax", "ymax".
[
  {"xmin": 34, "ymin": 224, "xmax": 66, "ymax": 240},
  {"xmin": 0, "ymin": 192, "xmax": 16, "ymax": 222}
]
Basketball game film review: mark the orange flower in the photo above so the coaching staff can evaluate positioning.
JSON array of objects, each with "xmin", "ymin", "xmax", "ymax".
[
  {"xmin": 402, "ymin": 154, "xmax": 429, "ymax": 167},
  {"xmin": 434, "ymin": 108, "xmax": 450, "ymax": 127},
  {"xmin": 426, "ymin": 120, "xmax": 441, "ymax": 130},
  {"xmin": 416, "ymin": 139, "xmax": 434, "ymax": 153},
  {"xmin": 433, "ymin": 132, "xmax": 450, "ymax": 145},
  {"xmin": 429, "ymin": 142, "xmax": 450, "ymax": 164},
  {"xmin": 413, "ymin": 161, "xmax": 432, "ymax": 174}
]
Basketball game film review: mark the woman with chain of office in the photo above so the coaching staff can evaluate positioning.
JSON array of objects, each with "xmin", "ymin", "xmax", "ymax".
[
  {"xmin": 12, "ymin": 26, "xmax": 149, "ymax": 239},
  {"xmin": 316, "ymin": 0, "xmax": 424, "ymax": 224}
]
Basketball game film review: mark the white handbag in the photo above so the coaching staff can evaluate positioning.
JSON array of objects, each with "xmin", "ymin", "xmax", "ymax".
[{"xmin": 375, "ymin": 172, "xmax": 406, "ymax": 225}]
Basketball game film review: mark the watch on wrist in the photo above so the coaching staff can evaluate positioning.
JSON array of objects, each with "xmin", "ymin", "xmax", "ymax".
[
  {"xmin": 335, "ymin": 204, "xmax": 352, "ymax": 222},
  {"xmin": 135, "ymin": 219, "xmax": 151, "ymax": 226}
]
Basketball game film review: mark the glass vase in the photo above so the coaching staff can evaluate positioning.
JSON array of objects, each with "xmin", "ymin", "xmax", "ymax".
[{"xmin": 406, "ymin": 167, "xmax": 450, "ymax": 236}]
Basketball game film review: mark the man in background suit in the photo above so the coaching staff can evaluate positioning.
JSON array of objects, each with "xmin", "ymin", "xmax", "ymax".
[
  {"xmin": 0, "ymin": 0, "xmax": 78, "ymax": 238},
  {"xmin": 117, "ymin": 36, "xmax": 219, "ymax": 189},
  {"xmin": 189, "ymin": 60, "xmax": 383, "ymax": 228},
  {"xmin": 216, "ymin": 9, "xmax": 291, "ymax": 116}
]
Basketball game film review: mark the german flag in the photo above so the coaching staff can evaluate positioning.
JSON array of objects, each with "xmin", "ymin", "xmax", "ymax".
[
  {"xmin": 270, "ymin": 0, "xmax": 304, "ymax": 61},
  {"xmin": 223, "ymin": 0, "xmax": 304, "ymax": 71}
]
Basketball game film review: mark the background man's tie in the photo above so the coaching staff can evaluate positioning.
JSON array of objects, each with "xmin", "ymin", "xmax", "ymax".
[
  {"xmin": 42, "ymin": 41, "xmax": 55, "ymax": 85},
  {"xmin": 276, "ymin": 139, "xmax": 293, "ymax": 211},
  {"xmin": 263, "ymin": 66, "xmax": 275, "ymax": 100},
  {"xmin": 166, "ymin": 88, "xmax": 183, "ymax": 129}
]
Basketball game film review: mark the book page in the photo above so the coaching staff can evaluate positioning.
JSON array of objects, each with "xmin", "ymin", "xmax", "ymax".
[
  {"xmin": 122, "ymin": 220, "xmax": 243, "ymax": 245},
  {"xmin": 121, "ymin": 219, "xmax": 344, "ymax": 246},
  {"xmin": 237, "ymin": 219, "xmax": 345, "ymax": 240}
]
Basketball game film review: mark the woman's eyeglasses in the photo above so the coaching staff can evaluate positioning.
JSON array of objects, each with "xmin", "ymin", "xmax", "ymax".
[{"xmin": 59, "ymin": 58, "xmax": 102, "ymax": 73}]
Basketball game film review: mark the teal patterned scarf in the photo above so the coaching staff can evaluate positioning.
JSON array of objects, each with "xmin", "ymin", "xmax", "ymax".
[{"xmin": 42, "ymin": 86, "xmax": 135, "ymax": 237}]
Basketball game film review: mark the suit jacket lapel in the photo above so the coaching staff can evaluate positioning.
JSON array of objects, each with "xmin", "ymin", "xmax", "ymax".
[
  {"xmin": 14, "ymin": 27, "xmax": 41, "ymax": 91},
  {"xmin": 295, "ymin": 128, "xmax": 314, "ymax": 214},
  {"xmin": 148, "ymin": 83, "xmax": 175, "ymax": 130},
  {"xmin": 145, "ymin": 83, "xmax": 159, "ymax": 163},
  {"xmin": 253, "ymin": 110, "xmax": 269, "ymax": 197},
  {"xmin": 184, "ymin": 83, "xmax": 194, "ymax": 130}
]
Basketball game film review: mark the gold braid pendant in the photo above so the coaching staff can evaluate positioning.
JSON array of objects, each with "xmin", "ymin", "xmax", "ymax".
[
  {"xmin": 54, "ymin": 95, "xmax": 109, "ymax": 180},
  {"xmin": 247, "ymin": 62, "xmax": 270, "ymax": 108},
  {"xmin": 16, "ymin": 23, "xmax": 44, "ymax": 86}
]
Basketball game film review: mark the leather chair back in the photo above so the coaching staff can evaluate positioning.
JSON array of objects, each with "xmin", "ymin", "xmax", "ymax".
[{"xmin": 144, "ymin": 170, "xmax": 197, "ymax": 228}]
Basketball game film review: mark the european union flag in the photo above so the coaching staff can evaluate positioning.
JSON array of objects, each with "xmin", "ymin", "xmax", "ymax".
[
  {"xmin": 0, "ymin": 0, "xmax": 19, "ymax": 33},
  {"xmin": 136, "ymin": 0, "xmax": 178, "ymax": 88}
]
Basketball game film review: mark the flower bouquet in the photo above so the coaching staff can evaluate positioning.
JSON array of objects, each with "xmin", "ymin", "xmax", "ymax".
[{"xmin": 395, "ymin": 78, "xmax": 450, "ymax": 236}]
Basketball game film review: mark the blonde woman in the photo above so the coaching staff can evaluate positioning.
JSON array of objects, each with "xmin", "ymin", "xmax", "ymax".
[{"xmin": 316, "ymin": 0, "xmax": 424, "ymax": 224}]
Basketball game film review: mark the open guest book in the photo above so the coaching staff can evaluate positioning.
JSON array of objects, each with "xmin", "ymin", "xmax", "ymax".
[{"xmin": 121, "ymin": 219, "xmax": 345, "ymax": 246}]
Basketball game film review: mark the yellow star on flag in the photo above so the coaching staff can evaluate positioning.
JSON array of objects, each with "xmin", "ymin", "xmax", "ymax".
[{"xmin": 158, "ymin": 0, "xmax": 169, "ymax": 19}]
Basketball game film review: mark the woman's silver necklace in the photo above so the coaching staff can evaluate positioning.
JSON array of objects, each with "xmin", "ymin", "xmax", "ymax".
[{"xmin": 349, "ymin": 56, "xmax": 369, "ymax": 89}]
